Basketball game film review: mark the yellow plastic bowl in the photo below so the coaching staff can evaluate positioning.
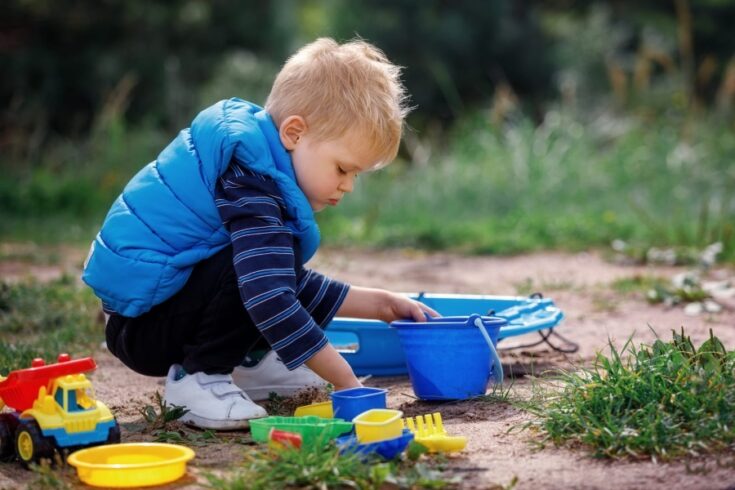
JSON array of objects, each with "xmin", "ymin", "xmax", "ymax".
[
  {"xmin": 294, "ymin": 401, "xmax": 334, "ymax": 418},
  {"xmin": 353, "ymin": 409, "xmax": 403, "ymax": 443},
  {"xmin": 67, "ymin": 443, "xmax": 195, "ymax": 488}
]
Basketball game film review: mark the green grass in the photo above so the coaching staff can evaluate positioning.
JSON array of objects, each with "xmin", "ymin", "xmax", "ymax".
[
  {"xmin": 607, "ymin": 241, "xmax": 724, "ymax": 267},
  {"xmin": 527, "ymin": 328, "xmax": 735, "ymax": 461},
  {"xmin": 0, "ymin": 243, "xmax": 62, "ymax": 265},
  {"xmin": 611, "ymin": 274, "xmax": 712, "ymax": 306},
  {"xmin": 647, "ymin": 274, "xmax": 711, "ymax": 306},
  {"xmin": 138, "ymin": 391, "xmax": 190, "ymax": 431},
  {"xmin": 0, "ymin": 276, "xmax": 103, "ymax": 374},
  {"xmin": 28, "ymin": 461, "xmax": 76, "ymax": 490},
  {"xmin": 610, "ymin": 275, "xmax": 665, "ymax": 294},
  {"xmin": 205, "ymin": 443, "xmax": 459, "ymax": 490},
  {"xmin": 320, "ymin": 109, "xmax": 735, "ymax": 261},
  {"xmin": 0, "ymin": 217, "xmax": 102, "ymax": 246},
  {"xmin": 153, "ymin": 428, "xmax": 222, "ymax": 447},
  {"xmin": 0, "ymin": 119, "xmax": 169, "ymax": 245},
  {"xmin": 2, "ymin": 107, "xmax": 733, "ymax": 261}
]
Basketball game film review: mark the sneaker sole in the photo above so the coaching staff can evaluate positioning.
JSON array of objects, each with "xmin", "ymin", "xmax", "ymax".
[{"xmin": 180, "ymin": 412, "xmax": 261, "ymax": 430}]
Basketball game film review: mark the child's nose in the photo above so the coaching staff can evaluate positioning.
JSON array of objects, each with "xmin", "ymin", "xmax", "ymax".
[{"xmin": 339, "ymin": 177, "xmax": 354, "ymax": 193}]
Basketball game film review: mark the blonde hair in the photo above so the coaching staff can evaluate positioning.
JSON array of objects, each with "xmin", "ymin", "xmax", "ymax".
[{"xmin": 266, "ymin": 38, "xmax": 410, "ymax": 167}]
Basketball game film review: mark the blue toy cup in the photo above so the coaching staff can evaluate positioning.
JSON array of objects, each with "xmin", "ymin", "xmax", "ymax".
[
  {"xmin": 330, "ymin": 387, "xmax": 387, "ymax": 421},
  {"xmin": 390, "ymin": 314, "xmax": 506, "ymax": 400}
]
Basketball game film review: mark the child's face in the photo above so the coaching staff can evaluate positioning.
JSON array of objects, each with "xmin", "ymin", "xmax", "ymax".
[{"xmin": 289, "ymin": 130, "xmax": 376, "ymax": 212}]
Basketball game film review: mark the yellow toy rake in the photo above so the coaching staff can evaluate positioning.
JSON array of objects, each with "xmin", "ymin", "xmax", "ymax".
[{"xmin": 401, "ymin": 412, "xmax": 467, "ymax": 453}]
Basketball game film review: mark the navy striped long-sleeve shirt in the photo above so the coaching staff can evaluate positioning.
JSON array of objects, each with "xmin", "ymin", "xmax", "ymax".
[{"xmin": 215, "ymin": 163, "xmax": 350, "ymax": 370}]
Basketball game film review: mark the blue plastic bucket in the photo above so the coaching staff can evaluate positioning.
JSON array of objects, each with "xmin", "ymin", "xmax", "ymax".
[
  {"xmin": 330, "ymin": 387, "xmax": 387, "ymax": 421},
  {"xmin": 390, "ymin": 314, "xmax": 506, "ymax": 400}
]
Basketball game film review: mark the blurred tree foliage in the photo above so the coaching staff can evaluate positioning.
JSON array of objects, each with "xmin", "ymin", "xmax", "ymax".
[
  {"xmin": 2, "ymin": 0, "xmax": 735, "ymax": 158},
  {"xmin": 1, "ymin": 0, "xmax": 281, "ymax": 157},
  {"xmin": 538, "ymin": 0, "xmax": 735, "ymax": 111},
  {"xmin": 318, "ymin": 0, "xmax": 553, "ymax": 125}
]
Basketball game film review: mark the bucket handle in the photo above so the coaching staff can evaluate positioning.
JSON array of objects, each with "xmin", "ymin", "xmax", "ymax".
[{"xmin": 471, "ymin": 315, "xmax": 504, "ymax": 385}]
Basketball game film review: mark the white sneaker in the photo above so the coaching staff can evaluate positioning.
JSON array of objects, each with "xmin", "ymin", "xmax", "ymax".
[
  {"xmin": 164, "ymin": 365, "xmax": 267, "ymax": 430},
  {"xmin": 232, "ymin": 351, "xmax": 328, "ymax": 401}
]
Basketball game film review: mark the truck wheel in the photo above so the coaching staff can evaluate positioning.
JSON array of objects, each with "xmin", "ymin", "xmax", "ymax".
[
  {"xmin": 15, "ymin": 420, "xmax": 55, "ymax": 468},
  {"xmin": 107, "ymin": 420, "xmax": 121, "ymax": 444},
  {"xmin": 0, "ymin": 414, "xmax": 19, "ymax": 461}
]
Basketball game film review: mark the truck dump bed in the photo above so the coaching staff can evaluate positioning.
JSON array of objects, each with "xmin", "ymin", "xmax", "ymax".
[{"xmin": 0, "ymin": 356, "xmax": 96, "ymax": 412}]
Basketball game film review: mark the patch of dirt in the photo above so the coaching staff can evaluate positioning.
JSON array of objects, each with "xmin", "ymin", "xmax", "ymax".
[
  {"xmin": 2, "ymin": 247, "xmax": 735, "ymax": 489},
  {"xmin": 263, "ymin": 386, "xmax": 331, "ymax": 416},
  {"xmin": 0, "ymin": 243, "xmax": 86, "ymax": 284}
]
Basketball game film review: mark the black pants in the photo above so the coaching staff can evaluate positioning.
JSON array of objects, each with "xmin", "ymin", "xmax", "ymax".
[{"xmin": 105, "ymin": 246, "xmax": 268, "ymax": 376}]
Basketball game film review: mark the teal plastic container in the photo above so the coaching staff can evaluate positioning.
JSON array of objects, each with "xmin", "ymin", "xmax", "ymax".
[{"xmin": 391, "ymin": 314, "xmax": 506, "ymax": 400}]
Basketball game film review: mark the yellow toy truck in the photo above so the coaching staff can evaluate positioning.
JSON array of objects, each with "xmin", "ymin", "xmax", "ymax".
[{"xmin": 0, "ymin": 354, "xmax": 119, "ymax": 467}]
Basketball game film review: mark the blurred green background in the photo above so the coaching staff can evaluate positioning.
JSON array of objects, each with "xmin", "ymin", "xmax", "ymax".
[{"xmin": 2, "ymin": 0, "xmax": 734, "ymax": 261}]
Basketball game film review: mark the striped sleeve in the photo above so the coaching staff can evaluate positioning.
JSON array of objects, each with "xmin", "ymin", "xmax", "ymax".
[
  {"xmin": 215, "ymin": 166, "xmax": 328, "ymax": 370},
  {"xmin": 296, "ymin": 268, "xmax": 350, "ymax": 327}
]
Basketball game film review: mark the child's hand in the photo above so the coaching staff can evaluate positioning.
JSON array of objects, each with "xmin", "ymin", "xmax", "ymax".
[
  {"xmin": 337, "ymin": 286, "xmax": 440, "ymax": 323},
  {"xmin": 377, "ymin": 291, "xmax": 439, "ymax": 323},
  {"xmin": 305, "ymin": 344, "xmax": 362, "ymax": 391}
]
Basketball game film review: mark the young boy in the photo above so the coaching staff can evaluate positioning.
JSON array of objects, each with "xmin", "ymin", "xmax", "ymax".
[{"xmin": 82, "ymin": 38, "xmax": 437, "ymax": 430}]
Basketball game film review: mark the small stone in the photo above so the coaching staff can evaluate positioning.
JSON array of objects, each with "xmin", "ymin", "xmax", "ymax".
[
  {"xmin": 703, "ymin": 300, "xmax": 722, "ymax": 313},
  {"xmin": 684, "ymin": 302, "xmax": 703, "ymax": 316},
  {"xmin": 704, "ymin": 280, "xmax": 735, "ymax": 299}
]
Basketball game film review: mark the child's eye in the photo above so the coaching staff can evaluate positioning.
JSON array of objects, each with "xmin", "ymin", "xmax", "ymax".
[{"xmin": 337, "ymin": 166, "xmax": 347, "ymax": 175}]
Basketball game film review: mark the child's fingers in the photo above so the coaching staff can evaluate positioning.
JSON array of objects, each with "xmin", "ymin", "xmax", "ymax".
[
  {"xmin": 408, "ymin": 301, "xmax": 439, "ymax": 321},
  {"xmin": 418, "ymin": 302, "xmax": 440, "ymax": 318},
  {"xmin": 410, "ymin": 305, "xmax": 427, "ymax": 322}
]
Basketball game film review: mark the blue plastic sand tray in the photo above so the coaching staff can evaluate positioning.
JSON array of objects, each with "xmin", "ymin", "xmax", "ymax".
[{"xmin": 325, "ymin": 293, "xmax": 567, "ymax": 376}]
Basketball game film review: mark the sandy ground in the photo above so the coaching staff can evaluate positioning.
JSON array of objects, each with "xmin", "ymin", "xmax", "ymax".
[{"xmin": 1, "ymin": 247, "xmax": 735, "ymax": 489}]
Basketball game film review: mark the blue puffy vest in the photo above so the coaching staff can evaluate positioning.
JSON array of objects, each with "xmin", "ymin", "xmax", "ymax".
[{"xmin": 82, "ymin": 98, "xmax": 320, "ymax": 317}]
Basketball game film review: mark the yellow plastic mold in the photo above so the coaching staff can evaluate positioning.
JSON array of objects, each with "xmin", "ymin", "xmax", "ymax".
[
  {"xmin": 402, "ymin": 412, "xmax": 467, "ymax": 453},
  {"xmin": 67, "ymin": 443, "xmax": 195, "ymax": 488},
  {"xmin": 294, "ymin": 400, "xmax": 333, "ymax": 418},
  {"xmin": 353, "ymin": 408, "xmax": 403, "ymax": 443}
]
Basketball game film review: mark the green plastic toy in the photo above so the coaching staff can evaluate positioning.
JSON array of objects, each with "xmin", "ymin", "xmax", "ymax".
[{"xmin": 250, "ymin": 416, "xmax": 352, "ymax": 447}]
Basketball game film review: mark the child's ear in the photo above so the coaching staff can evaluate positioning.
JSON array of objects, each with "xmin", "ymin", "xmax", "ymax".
[{"xmin": 279, "ymin": 116, "xmax": 307, "ymax": 151}]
